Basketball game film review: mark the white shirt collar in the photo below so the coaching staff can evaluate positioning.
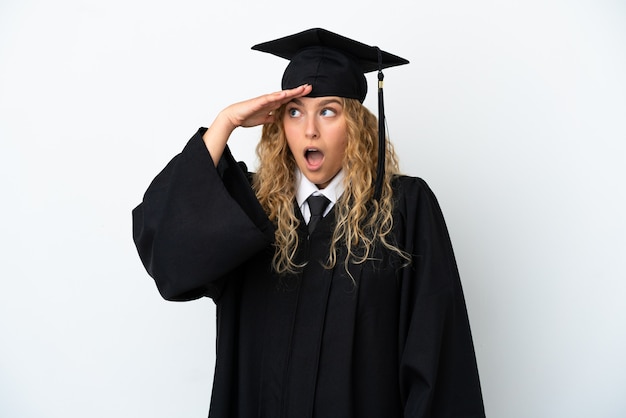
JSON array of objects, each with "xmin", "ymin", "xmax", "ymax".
[{"xmin": 295, "ymin": 169, "xmax": 346, "ymax": 220}]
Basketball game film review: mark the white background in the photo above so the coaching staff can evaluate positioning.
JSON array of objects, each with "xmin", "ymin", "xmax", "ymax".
[{"xmin": 1, "ymin": 0, "xmax": 625, "ymax": 417}]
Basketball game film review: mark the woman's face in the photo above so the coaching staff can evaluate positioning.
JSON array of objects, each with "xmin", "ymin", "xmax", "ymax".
[{"xmin": 283, "ymin": 96, "xmax": 348, "ymax": 189}]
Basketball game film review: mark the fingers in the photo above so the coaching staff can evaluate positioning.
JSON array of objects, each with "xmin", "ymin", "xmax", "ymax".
[
  {"xmin": 258, "ymin": 84, "xmax": 312, "ymax": 118},
  {"xmin": 284, "ymin": 84, "xmax": 313, "ymax": 101},
  {"xmin": 286, "ymin": 83, "xmax": 313, "ymax": 96},
  {"xmin": 265, "ymin": 84, "xmax": 312, "ymax": 106},
  {"xmin": 225, "ymin": 84, "xmax": 313, "ymax": 128}
]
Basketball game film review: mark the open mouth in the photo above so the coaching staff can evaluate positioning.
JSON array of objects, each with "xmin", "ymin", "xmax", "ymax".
[{"xmin": 305, "ymin": 148, "xmax": 324, "ymax": 168}]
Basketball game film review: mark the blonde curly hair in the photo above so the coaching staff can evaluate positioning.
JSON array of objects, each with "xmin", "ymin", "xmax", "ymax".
[{"xmin": 253, "ymin": 98, "xmax": 409, "ymax": 276}]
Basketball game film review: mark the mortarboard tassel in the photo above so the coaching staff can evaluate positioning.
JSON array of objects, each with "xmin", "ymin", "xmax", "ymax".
[{"xmin": 374, "ymin": 47, "xmax": 385, "ymax": 202}]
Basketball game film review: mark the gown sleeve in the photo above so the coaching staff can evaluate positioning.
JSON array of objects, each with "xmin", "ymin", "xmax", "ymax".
[
  {"xmin": 132, "ymin": 128, "xmax": 274, "ymax": 301},
  {"xmin": 395, "ymin": 177, "xmax": 485, "ymax": 417}
]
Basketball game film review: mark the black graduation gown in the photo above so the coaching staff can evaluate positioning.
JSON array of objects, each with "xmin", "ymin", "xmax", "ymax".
[{"xmin": 132, "ymin": 128, "xmax": 485, "ymax": 418}]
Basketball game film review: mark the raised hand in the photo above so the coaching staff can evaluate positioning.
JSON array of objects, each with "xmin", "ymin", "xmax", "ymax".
[
  {"xmin": 203, "ymin": 85, "xmax": 312, "ymax": 165},
  {"xmin": 221, "ymin": 84, "xmax": 312, "ymax": 129}
]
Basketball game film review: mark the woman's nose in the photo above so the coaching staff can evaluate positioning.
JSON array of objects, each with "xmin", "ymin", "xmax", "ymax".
[{"xmin": 305, "ymin": 118, "xmax": 319, "ymax": 139}]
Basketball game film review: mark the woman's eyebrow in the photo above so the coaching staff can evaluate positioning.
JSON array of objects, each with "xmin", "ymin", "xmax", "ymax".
[
  {"xmin": 319, "ymin": 99, "xmax": 342, "ymax": 106},
  {"xmin": 288, "ymin": 98, "xmax": 342, "ymax": 107}
]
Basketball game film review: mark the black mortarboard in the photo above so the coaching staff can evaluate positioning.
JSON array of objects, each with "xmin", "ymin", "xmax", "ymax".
[{"xmin": 252, "ymin": 28, "xmax": 409, "ymax": 200}]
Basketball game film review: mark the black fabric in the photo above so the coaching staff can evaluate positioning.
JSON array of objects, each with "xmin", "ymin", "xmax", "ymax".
[
  {"xmin": 251, "ymin": 28, "xmax": 409, "ymax": 102},
  {"xmin": 306, "ymin": 194, "xmax": 330, "ymax": 235},
  {"xmin": 132, "ymin": 128, "xmax": 486, "ymax": 417}
]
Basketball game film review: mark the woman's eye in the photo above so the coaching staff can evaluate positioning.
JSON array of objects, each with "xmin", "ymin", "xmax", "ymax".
[
  {"xmin": 321, "ymin": 108, "xmax": 337, "ymax": 117},
  {"xmin": 288, "ymin": 108, "xmax": 301, "ymax": 117}
]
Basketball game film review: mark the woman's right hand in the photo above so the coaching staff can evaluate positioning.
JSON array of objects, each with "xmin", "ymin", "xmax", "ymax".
[
  {"xmin": 220, "ymin": 84, "xmax": 313, "ymax": 129},
  {"xmin": 203, "ymin": 84, "xmax": 312, "ymax": 165}
]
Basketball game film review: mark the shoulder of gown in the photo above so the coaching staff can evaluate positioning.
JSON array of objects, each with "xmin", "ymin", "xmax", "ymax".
[
  {"xmin": 390, "ymin": 174, "xmax": 486, "ymax": 417},
  {"xmin": 132, "ymin": 128, "xmax": 274, "ymax": 301}
]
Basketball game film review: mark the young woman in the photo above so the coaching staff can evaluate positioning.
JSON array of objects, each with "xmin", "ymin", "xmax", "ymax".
[{"xmin": 133, "ymin": 28, "xmax": 485, "ymax": 417}]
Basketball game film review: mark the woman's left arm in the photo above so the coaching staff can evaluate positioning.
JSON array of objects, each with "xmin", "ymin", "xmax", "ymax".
[{"xmin": 395, "ymin": 177, "xmax": 486, "ymax": 417}]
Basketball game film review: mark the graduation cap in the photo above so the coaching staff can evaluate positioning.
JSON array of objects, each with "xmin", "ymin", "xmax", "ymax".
[{"xmin": 252, "ymin": 28, "xmax": 409, "ymax": 201}]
